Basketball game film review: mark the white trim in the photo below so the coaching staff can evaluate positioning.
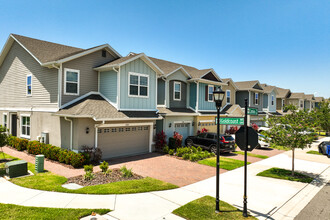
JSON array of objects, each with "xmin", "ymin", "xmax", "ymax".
[
  {"xmin": 166, "ymin": 67, "xmax": 191, "ymax": 78},
  {"xmin": 26, "ymin": 74, "xmax": 32, "ymax": 96},
  {"xmin": 98, "ymin": 93, "xmax": 118, "ymax": 109},
  {"xmin": 128, "ymin": 72, "xmax": 149, "ymax": 98},
  {"xmin": 94, "ymin": 117, "xmax": 162, "ymax": 122},
  {"xmin": 155, "ymin": 74, "xmax": 158, "ymax": 108},
  {"xmin": 196, "ymin": 82, "xmax": 199, "ymax": 111},
  {"xmin": 58, "ymin": 64, "xmax": 62, "ymax": 107},
  {"xmin": 64, "ymin": 68, "xmax": 80, "ymax": 96},
  {"xmin": 226, "ymin": 90, "xmax": 231, "ymax": 104},
  {"xmin": 207, "ymin": 85, "xmax": 214, "ymax": 102},
  {"xmin": 118, "ymin": 108, "xmax": 158, "ymax": 111},
  {"xmin": 98, "ymin": 71, "xmax": 100, "ymax": 93},
  {"xmin": 64, "ymin": 117, "xmax": 73, "ymax": 151},
  {"xmin": 199, "ymin": 68, "xmax": 222, "ymax": 82},
  {"xmin": 198, "ymin": 110, "xmax": 217, "ymax": 112},
  {"xmin": 188, "ymin": 78, "xmax": 227, "ymax": 86},
  {"xmin": 0, "ymin": 107, "xmax": 59, "ymax": 112},
  {"xmin": 116, "ymin": 67, "xmax": 120, "ymax": 108},
  {"xmin": 10, "ymin": 35, "xmax": 42, "ymax": 65},
  {"xmin": 98, "ymin": 122, "xmax": 153, "ymax": 128},
  {"xmin": 173, "ymin": 81, "xmax": 181, "ymax": 101},
  {"xmin": 157, "ymin": 105, "xmax": 166, "ymax": 108},
  {"xmin": 188, "ymin": 106, "xmax": 197, "ymax": 112},
  {"xmin": 199, "ymin": 120, "xmax": 214, "ymax": 123},
  {"xmin": 149, "ymin": 124, "xmax": 153, "ymax": 152},
  {"xmin": 20, "ymin": 114, "xmax": 31, "ymax": 139},
  {"xmin": 2, "ymin": 113, "xmax": 7, "ymax": 128}
]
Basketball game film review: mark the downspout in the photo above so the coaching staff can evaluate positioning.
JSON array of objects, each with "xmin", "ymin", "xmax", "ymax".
[
  {"xmin": 64, "ymin": 117, "xmax": 73, "ymax": 151},
  {"xmin": 52, "ymin": 64, "xmax": 62, "ymax": 108},
  {"xmin": 113, "ymin": 67, "xmax": 120, "ymax": 108}
]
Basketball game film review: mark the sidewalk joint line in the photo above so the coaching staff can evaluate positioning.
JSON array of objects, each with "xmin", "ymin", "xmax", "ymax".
[
  {"xmin": 150, "ymin": 192, "xmax": 183, "ymax": 207},
  {"xmin": 18, "ymin": 191, "xmax": 44, "ymax": 205},
  {"xmin": 64, "ymin": 194, "xmax": 78, "ymax": 208}
]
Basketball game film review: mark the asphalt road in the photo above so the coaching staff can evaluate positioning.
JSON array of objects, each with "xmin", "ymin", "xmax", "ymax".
[{"xmin": 295, "ymin": 181, "xmax": 330, "ymax": 220}]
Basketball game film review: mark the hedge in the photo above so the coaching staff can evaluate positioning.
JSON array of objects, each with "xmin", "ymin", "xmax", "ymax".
[{"xmin": 7, "ymin": 137, "xmax": 88, "ymax": 168}]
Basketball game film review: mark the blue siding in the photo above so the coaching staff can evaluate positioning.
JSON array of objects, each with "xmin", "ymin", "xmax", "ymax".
[
  {"xmin": 157, "ymin": 79, "xmax": 165, "ymax": 105},
  {"xmin": 198, "ymin": 83, "xmax": 216, "ymax": 111},
  {"xmin": 263, "ymin": 94, "xmax": 268, "ymax": 108},
  {"xmin": 189, "ymin": 82, "xmax": 196, "ymax": 109},
  {"xmin": 119, "ymin": 58, "xmax": 157, "ymax": 110},
  {"xmin": 100, "ymin": 70, "xmax": 117, "ymax": 104}
]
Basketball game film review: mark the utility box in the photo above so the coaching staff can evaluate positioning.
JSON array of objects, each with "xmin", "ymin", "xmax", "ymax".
[
  {"xmin": 6, "ymin": 160, "xmax": 28, "ymax": 178},
  {"xmin": 35, "ymin": 155, "xmax": 44, "ymax": 173},
  {"xmin": 41, "ymin": 132, "xmax": 49, "ymax": 144}
]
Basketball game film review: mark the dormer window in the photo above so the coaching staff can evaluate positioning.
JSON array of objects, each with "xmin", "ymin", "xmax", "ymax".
[
  {"xmin": 226, "ymin": 90, "xmax": 231, "ymax": 103},
  {"xmin": 64, "ymin": 69, "xmax": 80, "ymax": 95},
  {"xmin": 129, "ymin": 72, "xmax": 149, "ymax": 98},
  {"xmin": 271, "ymin": 95, "xmax": 274, "ymax": 105},
  {"xmin": 174, "ymin": 81, "xmax": 181, "ymax": 101},
  {"xmin": 26, "ymin": 75, "xmax": 32, "ymax": 96},
  {"xmin": 208, "ymin": 85, "xmax": 214, "ymax": 102},
  {"xmin": 255, "ymin": 93, "xmax": 259, "ymax": 105}
]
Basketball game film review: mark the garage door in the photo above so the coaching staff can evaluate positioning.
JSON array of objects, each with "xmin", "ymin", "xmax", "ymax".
[
  {"xmin": 98, "ymin": 126, "xmax": 150, "ymax": 159},
  {"xmin": 174, "ymin": 123, "xmax": 190, "ymax": 140}
]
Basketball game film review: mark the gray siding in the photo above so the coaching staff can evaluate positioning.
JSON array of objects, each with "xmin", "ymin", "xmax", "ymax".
[
  {"xmin": 61, "ymin": 50, "xmax": 116, "ymax": 105},
  {"xmin": 263, "ymin": 94, "xmax": 268, "ymax": 108},
  {"xmin": 189, "ymin": 82, "xmax": 197, "ymax": 109},
  {"xmin": 268, "ymin": 90, "xmax": 277, "ymax": 112},
  {"xmin": 236, "ymin": 91, "xmax": 249, "ymax": 108},
  {"xmin": 100, "ymin": 70, "xmax": 117, "ymax": 104},
  {"xmin": 169, "ymin": 80, "xmax": 187, "ymax": 108},
  {"xmin": 165, "ymin": 70, "xmax": 188, "ymax": 108},
  {"xmin": 157, "ymin": 78, "xmax": 165, "ymax": 105},
  {"xmin": 250, "ymin": 91, "xmax": 264, "ymax": 111},
  {"xmin": 0, "ymin": 41, "xmax": 58, "ymax": 108}
]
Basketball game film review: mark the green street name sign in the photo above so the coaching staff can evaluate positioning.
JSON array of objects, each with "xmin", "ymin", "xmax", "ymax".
[
  {"xmin": 215, "ymin": 117, "xmax": 244, "ymax": 125},
  {"xmin": 248, "ymin": 108, "xmax": 258, "ymax": 116}
]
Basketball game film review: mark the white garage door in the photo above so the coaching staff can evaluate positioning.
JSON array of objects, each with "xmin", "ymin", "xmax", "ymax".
[
  {"xmin": 98, "ymin": 126, "xmax": 150, "ymax": 159},
  {"xmin": 174, "ymin": 123, "xmax": 190, "ymax": 140}
]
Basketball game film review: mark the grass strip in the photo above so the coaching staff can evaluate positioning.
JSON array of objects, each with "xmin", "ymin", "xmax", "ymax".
[
  {"xmin": 234, "ymin": 151, "xmax": 269, "ymax": 159},
  {"xmin": 173, "ymin": 196, "xmax": 256, "ymax": 220},
  {"xmin": 0, "ymin": 203, "xmax": 110, "ymax": 220},
  {"xmin": 198, "ymin": 157, "xmax": 251, "ymax": 170},
  {"xmin": 306, "ymin": 150, "xmax": 323, "ymax": 155},
  {"xmin": 257, "ymin": 167, "xmax": 314, "ymax": 183}
]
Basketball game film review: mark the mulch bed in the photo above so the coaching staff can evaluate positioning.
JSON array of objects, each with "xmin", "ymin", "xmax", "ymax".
[{"xmin": 66, "ymin": 168, "xmax": 143, "ymax": 186}]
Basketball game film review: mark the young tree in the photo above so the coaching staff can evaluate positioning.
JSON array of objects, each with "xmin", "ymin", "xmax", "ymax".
[
  {"xmin": 311, "ymin": 101, "xmax": 330, "ymax": 133},
  {"xmin": 0, "ymin": 125, "xmax": 8, "ymax": 147},
  {"xmin": 264, "ymin": 105, "xmax": 315, "ymax": 175}
]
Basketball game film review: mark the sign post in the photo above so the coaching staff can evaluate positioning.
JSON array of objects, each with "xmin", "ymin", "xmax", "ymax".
[
  {"xmin": 243, "ymin": 99, "xmax": 248, "ymax": 217},
  {"xmin": 247, "ymin": 107, "xmax": 258, "ymax": 116}
]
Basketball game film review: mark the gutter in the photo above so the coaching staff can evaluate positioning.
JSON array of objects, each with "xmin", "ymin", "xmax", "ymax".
[{"xmin": 64, "ymin": 117, "xmax": 73, "ymax": 151}]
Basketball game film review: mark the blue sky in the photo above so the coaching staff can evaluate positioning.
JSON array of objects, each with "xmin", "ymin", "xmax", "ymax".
[{"xmin": 0, "ymin": 0, "xmax": 329, "ymax": 97}]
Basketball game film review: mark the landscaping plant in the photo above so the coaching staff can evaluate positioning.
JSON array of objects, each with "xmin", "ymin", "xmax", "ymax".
[
  {"xmin": 120, "ymin": 165, "xmax": 133, "ymax": 178},
  {"xmin": 84, "ymin": 164, "xmax": 94, "ymax": 180},
  {"xmin": 0, "ymin": 125, "xmax": 8, "ymax": 149},
  {"xmin": 169, "ymin": 131, "xmax": 183, "ymax": 149},
  {"xmin": 264, "ymin": 105, "xmax": 316, "ymax": 175},
  {"xmin": 155, "ymin": 130, "xmax": 167, "ymax": 152},
  {"xmin": 100, "ymin": 161, "xmax": 109, "ymax": 173},
  {"xmin": 310, "ymin": 100, "xmax": 330, "ymax": 133}
]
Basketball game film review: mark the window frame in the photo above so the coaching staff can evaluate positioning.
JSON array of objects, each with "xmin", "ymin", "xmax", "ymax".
[
  {"xmin": 226, "ymin": 90, "xmax": 231, "ymax": 104},
  {"xmin": 20, "ymin": 114, "xmax": 31, "ymax": 139},
  {"xmin": 26, "ymin": 74, "xmax": 32, "ymax": 96},
  {"xmin": 255, "ymin": 93, "xmax": 259, "ymax": 105},
  {"xmin": 173, "ymin": 81, "xmax": 181, "ymax": 101},
  {"xmin": 271, "ymin": 95, "xmax": 274, "ymax": 105},
  {"xmin": 300, "ymin": 99, "xmax": 304, "ymax": 108},
  {"xmin": 207, "ymin": 85, "xmax": 214, "ymax": 102},
  {"xmin": 3, "ymin": 113, "xmax": 7, "ymax": 128},
  {"xmin": 282, "ymin": 99, "xmax": 285, "ymax": 108},
  {"xmin": 128, "ymin": 72, "xmax": 149, "ymax": 98},
  {"xmin": 64, "ymin": 68, "xmax": 80, "ymax": 96}
]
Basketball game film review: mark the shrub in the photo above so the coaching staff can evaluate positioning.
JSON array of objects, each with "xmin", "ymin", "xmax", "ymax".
[
  {"xmin": 65, "ymin": 151, "xmax": 75, "ymax": 165},
  {"xmin": 197, "ymin": 128, "xmax": 208, "ymax": 134},
  {"xmin": 27, "ymin": 141, "xmax": 44, "ymax": 155},
  {"xmin": 197, "ymin": 146, "xmax": 203, "ymax": 152},
  {"xmin": 173, "ymin": 132, "xmax": 183, "ymax": 148},
  {"xmin": 191, "ymin": 146, "xmax": 198, "ymax": 153},
  {"xmin": 58, "ymin": 150, "xmax": 68, "ymax": 163},
  {"xmin": 155, "ymin": 130, "xmax": 167, "ymax": 151},
  {"xmin": 70, "ymin": 153, "xmax": 86, "ymax": 168},
  {"xmin": 120, "ymin": 165, "xmax": 133, "ymax": 178},
  {"xmin": 182, "ymin": 154, "xmax": 190, "ymax": 160},
  {"xmin": 84, "ymin": 171, "xmax": 94, "ymax": 181},
  {"xmin": 168, "ymin": 149, "xmax": 174, "ymax": 155},
  {"xmin": 100, "ymin": 161, "xmax": 109, "ymax": 173},
  {"xmin": 225, "ymin": 126, "xmax": 238, "ymax": 134},
  {"xmin": 168, "ymin": 137, "xmax": 176, "ymax": 149},
  {"xmin": 84, "ymin": 164, "xmax": 93, "ymax": 173},
  {"xmin": 0, "ymin": 126, "xmax": 8, "ymax": 148},
  {"xmin": 189, "ymin": 154, "xmax": 199, "ymax": 162},
  {"xmin": 82, "ymin": 146, "xmax": 102, "ymax": 163},
  {"xmin": 105, "ymin": 169, "xmax": 112, "ymax": 176},
  {"xmin": 9, "ymin": 136, "xmax": 28, "ymax": 151},
  {"xmin": 163, "ymin": 145, "xmax": 169, "ymax": 154}
]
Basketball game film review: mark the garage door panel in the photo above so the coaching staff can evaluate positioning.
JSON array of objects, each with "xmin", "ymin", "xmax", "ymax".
[{"xmin": 98, "ymin": 126, "xmax": 149, "ymax": 159}]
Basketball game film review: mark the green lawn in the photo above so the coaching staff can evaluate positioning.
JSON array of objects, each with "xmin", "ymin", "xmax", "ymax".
[
  {"xmin": 198, "ymin": 157, "xmax": 251, "ymax": 170},
  {"xmin": 257, "ymin": 168, "xmax": 314, "ymax": 183},
  {"xmin": 270, "ymin": 144, "xmax": 290, "ymax": 151},
  {"xmin": 234, "ymin": 151, "xmax": 269, "ymax": 159},
  {"xmin": 2, "ymin": 152, "xmax": 178, "ymax": 194},
  {"xmin": 0, "ymin": 203, "xmax": 110, "ymax": 220},
  {"xmin": 173, "ymin": 196, "xmax": 256, "ymax": 220},
  {"xmin": 306, "ymin": 150, "xmax": 323, "ymax": 155}
]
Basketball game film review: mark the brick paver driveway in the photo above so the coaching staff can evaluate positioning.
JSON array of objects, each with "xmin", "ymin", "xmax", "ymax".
[{"xmin": 107, "ymin": 153, "xmax": 226, "ymax": 187}]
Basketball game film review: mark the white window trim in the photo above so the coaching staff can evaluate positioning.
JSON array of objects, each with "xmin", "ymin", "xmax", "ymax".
[
  {"xmin": 299, "ymin": 99, "xmax": 304, "ymax": 108},
  {"xmin": 207, "ymin": 85, "xmax": 214, "ymax": 102},
  {"xmin": 64, "ymin": 68, "xmax": 80, "ymax": 96},
  {"xmin": 20, "ymin": 114, "xmax": 31, "ymax": 139},
  {"xmin": 26, "ymin": 74, "xmax": 32, "ymax": 96},
  {"xmin": 271, "ymin": 95, "xmax": 274, "ymax": 105},
  {"xmin": 255, "ymin": 93, "xmax": 259, "ymax": 105},
  {"xmin": 173, "ymin": 81, "xmax": 181, "ymax": 101},
  {"xmin": 128, "ymin": 72, "xmax": 149, "ymax": 98},
  {"xmin": 2, "ymin": 113, "xmax": 7, "ymax": 128},
  {"xmin": 226, "ymin": 90, "xmax": 231, "ymax": 104}
]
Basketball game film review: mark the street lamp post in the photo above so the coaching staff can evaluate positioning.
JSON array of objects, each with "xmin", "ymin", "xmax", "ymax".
[{"xmin": 213, "ymin": 87, "xmax": 225, "ymax": 213}]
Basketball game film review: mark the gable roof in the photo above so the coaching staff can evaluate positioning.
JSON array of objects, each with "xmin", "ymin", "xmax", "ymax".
[
  {"xmin": 276, "ymin": 87, "xmax": 291, "ymax": 99},
  {"xmin": 304, "ymin": 94, "xmax": 315, "ymax": 101},
  {"xmin": 288, "ymin": 92, "xmax": 305, "ymax": 99},
  {"xmin": 235, "ymin": 80, "xmax": 264, "ymax": 92},
  {"xmin": 0, "ymin": 34, "xmax": 121, "ymax": 67},
  {"xmin": 315, "ymin": 97, "xmax": 324, "ymax": 102},
  {"xmin": 260, "ymin": 84, "xmax": 278, "ymax": 94},
  {"xmin": 221, "ymin": 78, "xmax": 238, "ymax": 90}
]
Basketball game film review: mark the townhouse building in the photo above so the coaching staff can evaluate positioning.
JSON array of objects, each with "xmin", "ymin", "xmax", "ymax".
[
  {"xmin": 286, "ymin": 93, "xmax": 305, "ymax": 110},
  {"xmin": 275, "ymin": 87, "xmax": 291, "ymax": 112},
  {"xmin": 304, "ymin": 94, "xmax": 315, "ymax": 111}
]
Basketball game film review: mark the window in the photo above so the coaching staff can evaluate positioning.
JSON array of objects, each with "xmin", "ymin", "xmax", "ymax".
[
  {"xmin": 271, "ymin": 95, "xmax": 274, "ymax": 105},
  {"xmin": 208, "ymin": 85, "xmax": 214, "ymax": 102},
  {"xmin": 282, "ymin": 99, "xmax": 285, "ymax": 108},
  {"xmin": 26, "ymin": 75, "xmax": 32, "ymax": 96},
  {"xmin": 64, "ymin": 69, "xmax": 80, "ymax": 95},
  {"xmin": 255, "ymin": 93, "xmax": 259, "ymax": 105},
  {"xmin": 174, "ymin": 81, "xmax": 181, "ymax": 101},
  {"xmin": 21, "ymin": 116, "xmax": 30, "ymax": 138},
  {"xmin": 129, "ymin": 72, "xmax": 149, "ymax": 97},
  {"xmin": 3, "ymin": 114, "xmax": 7, "ymax": 128},
  {"xmin": 300, "ymin": 100, "xmax": 303, "ymax": 108},
  {"xmin": 226, "ymin": 90, "xmax": 231, "ymax": 103}
]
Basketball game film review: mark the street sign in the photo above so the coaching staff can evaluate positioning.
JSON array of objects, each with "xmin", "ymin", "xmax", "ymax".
[
  {"xmin": 235, "ymin": 126, "xmax": 259, "ymax": 151},
  {"xmin": 215, "ymin": 117, "xmax": 244, "ymax": 125},
  {"xmin": 248, "ymin": 108, "xmax": 258, "ymax": 116}
]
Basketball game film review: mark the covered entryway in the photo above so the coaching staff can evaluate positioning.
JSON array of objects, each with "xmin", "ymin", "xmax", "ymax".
[{"xmin": 98, "ymin": 125, "xmax": 151, "ymax": 159}]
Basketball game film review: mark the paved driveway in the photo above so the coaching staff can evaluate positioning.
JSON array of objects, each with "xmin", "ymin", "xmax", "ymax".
[{"xmin": 107, "ymin": 153, "xmax": 226, "ymax": 187}]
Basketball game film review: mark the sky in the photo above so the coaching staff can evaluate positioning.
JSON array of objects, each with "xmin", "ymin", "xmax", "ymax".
[{"xmin": 0, "ymin": 0, "xmax": 329, "ymax": 98}]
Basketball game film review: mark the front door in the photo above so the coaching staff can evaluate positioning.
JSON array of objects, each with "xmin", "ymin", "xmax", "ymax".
[{"xmin": 11, "ymin": 114, "xmax": 17, "ymax": 136}]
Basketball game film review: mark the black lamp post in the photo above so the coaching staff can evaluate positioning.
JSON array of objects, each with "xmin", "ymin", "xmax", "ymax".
[{"xmin": 213, "ymin": 87, "xmax": 225, "ymax": 212}]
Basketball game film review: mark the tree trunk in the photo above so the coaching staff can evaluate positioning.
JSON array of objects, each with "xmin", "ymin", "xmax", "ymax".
[{"xmin": 292, "ymin": 148, "xmax": 295, "ymax": 176}]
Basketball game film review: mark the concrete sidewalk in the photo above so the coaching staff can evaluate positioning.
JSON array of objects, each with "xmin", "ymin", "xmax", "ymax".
[{"xmin": 0, "ymin": 137, "xmax": 329, "ymax": 220}]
